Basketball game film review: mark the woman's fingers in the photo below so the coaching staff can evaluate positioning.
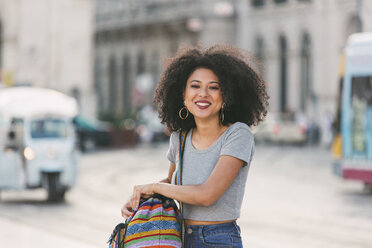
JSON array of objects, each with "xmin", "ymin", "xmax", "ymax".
[
  {"xmin": 130, "ymin": 186, "xmax": 141, "ymax": 210},
  {"xmin": 121, "ymin": 201, "xmax": 133, "ymax": 219},
  {"xmin": 121, "ymin": 206, "xmax": 131, "ymax": 219},
  {"xmin": 128, "ymin": 184, "xmax": 155, "ymax": 212},
  {"xmin": 122, "ymin": 184, "xmax": 152, "ymax": 219}
]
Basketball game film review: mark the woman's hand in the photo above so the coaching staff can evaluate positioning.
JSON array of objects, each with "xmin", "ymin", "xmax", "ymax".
[
  {"xmin": 121, "ymin": 183, "xmax": 155, "ymax": 219},
  {"xmin": 129, "ymin": 184, "xmax": 156, "ymax": 213},
  {"xmin": 121, "ymin": 200, "xmax": 133, "ymax": 219}
]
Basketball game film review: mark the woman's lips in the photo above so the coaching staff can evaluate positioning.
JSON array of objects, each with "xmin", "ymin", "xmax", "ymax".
[{"xmin": 195, "ymin": 101, "xmax": 211, "ymax": 110}]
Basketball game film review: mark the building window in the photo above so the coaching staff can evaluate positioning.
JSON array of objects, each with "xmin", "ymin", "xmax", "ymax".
[
  {"xmin": 300, "ymin": 32, "xmax": 311, "ymax": 111},
  {"xmin": 109, "ymin": 56, "xmax": 117, "ymax": 111},
  {"xmin": 122, "ymin": 55, "xmax": 131, "ymax": 115},
  {"xmin": 137, "ymin": 52, "xmax": 145, "ymax": 75},
  {"xmin": 274, "ymin": 0, "xmax": 287, "ymax": 4},
  {"xmin": 279, "ymin": 35, "xmax": 288, "ymax": 112},
  {"xmin": 71, "ymin": 87, "xmax": 81, "ymax": 110},
  {"xmin": 0, "ymin": 20, "xmax": 3, "ymax": 69},
  {"xmin": 347, "ymin": 14, "xmax": 363, "ymax": 38},
  {"xmin": 254, "ymin": 36, "xmax": 265, "ymax": 77},
  {"xmin": 151, "ymin": 52, "xmax": 160, "ymax": 84},
  {"xmin": 251, "ymin": 0, "xmax": 265, "ymax": 7},
  {"xmin": 94, "ymin": 58, "xmax": 104, "ymax": 112}
]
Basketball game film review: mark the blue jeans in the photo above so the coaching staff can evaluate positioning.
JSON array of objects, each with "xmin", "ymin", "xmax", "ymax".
[{"xmin": 185, "ymin": 221, "xmax": 243, "ymax": 248}]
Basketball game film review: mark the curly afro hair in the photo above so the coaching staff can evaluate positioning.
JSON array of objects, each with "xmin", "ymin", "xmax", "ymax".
[{"xmin": 154, "ymin": 44, "xmax": 269, "ymax": 132}]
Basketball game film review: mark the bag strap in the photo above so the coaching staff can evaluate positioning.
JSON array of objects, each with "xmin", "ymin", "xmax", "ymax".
[
  {"xmin": 176, "ymin": 129, "xmax": 188, "ymax": 246},
  {"xmin": 177, "ymin": 130, "xmax": 187, "ymax": 185},
  {"xmin": 107, "ymin": 223, "xmax": 127, "ymax": 248}
]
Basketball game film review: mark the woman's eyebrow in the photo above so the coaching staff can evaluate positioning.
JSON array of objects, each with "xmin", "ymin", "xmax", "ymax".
[
  {"xmin": 190, "ymin": 79, "xmax": 201, "ymax": 83},
  {"xmin": 190, "ymin": 80, "xmax": 220, "ymax": 84}
]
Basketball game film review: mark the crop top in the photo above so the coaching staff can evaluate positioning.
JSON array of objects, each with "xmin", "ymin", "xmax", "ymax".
[{"xmin": 166, "ymin": 122, "xmax": 254, "ymax": 221}]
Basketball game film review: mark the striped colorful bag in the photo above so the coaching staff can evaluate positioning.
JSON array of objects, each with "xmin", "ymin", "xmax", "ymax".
[{"xmin": 107, "ymin": 194, "xmax": 182, "ymax": 248}]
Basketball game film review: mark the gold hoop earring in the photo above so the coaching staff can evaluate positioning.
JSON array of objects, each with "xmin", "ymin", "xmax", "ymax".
[
  {"xmin": 220, "ymin": 103, "xmax": 225, "ymax": 123},
  {"xmin": 179, "ymin": 106, "xmax": 189, "ymax": 120}
]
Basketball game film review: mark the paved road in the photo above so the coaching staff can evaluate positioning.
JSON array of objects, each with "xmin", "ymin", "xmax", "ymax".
[{"xmin": 0, "ymin": 143, "xmax": 371, "ymax": 248}]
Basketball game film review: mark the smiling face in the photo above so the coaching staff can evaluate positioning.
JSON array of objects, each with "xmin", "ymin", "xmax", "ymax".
[{"xmin": 184, "ymin": 68, "xmax": 223, "ymax": 123}]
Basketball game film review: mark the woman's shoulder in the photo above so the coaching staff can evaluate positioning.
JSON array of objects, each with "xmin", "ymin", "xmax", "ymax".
[
  {"xmin": 222, "ymin": 122, "xmax": 254, "ymax": 144},
  {"xmin": 169, "ymin": 130, "xmax": 180, "ymax": 142},
  {"xmin": 169, "ymin": 130, "xmax": 187, "ymax": 145},
  {"xmin": 226, "ymin": 122, "xmax": 253, "ymax": 136}
]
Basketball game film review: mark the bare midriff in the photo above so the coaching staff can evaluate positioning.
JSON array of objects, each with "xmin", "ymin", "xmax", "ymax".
[{"xmin": 185, "ymin": 219, "xmax": 236, "ymax": 226}]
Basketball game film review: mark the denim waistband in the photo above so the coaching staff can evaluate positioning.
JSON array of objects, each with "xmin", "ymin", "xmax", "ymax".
[{"xmin": 185, "ymin": 221, "xmax": 239, "ymax": 236}]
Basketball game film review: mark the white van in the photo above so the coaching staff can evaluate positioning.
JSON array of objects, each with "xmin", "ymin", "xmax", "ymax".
[{"xmin": 0, "ymin": 87, "xmax": 79, "ymax": 201}]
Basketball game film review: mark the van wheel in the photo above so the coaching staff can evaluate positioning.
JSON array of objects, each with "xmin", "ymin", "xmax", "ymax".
[
  {"xmin": 44, "ymin": 173, "xmax": 65, "ymax": 202},
  {"xmin": 82, "ymin": 138, "xmax": 96, "ymax": 153},
  {"xmin": 364, "ymin": 183, "xmax": 372, "ymax": 194}
]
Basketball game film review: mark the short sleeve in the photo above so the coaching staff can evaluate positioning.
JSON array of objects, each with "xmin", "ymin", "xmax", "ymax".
[
  {"xmin": 166, "ymin": 132, "xmax": 179, "ymax": 164},
  {"xmin": 220, "ymin": 124, "xmax": 254, "ymax": 166}
]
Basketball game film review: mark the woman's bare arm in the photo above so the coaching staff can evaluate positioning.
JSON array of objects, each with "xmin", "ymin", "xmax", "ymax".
[
  {"xmin": 160, "ymin": 162, "xmax": 176, "ymax": 183},
  {"xmin": 129, "ymin": 155, "xmax": 244, "ymax": 210}
]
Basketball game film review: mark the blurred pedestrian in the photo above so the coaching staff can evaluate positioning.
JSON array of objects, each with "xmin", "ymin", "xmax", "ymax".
[
  {"xmin": 121, "ymin": 45, "xmax": 269, "ymax": 247},
  {"xmin": 365, "ymin": 79, "xmax": 372, "ymax": 159}
]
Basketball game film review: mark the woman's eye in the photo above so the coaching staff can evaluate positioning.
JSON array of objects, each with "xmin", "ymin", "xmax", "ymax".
[
  {"xmin": 210, "ymin": 86, "xmax": 220, "ymax": 90},
  {"xmin": 191, "ymin": 85, "xmax": 200, "ymax": 88}
]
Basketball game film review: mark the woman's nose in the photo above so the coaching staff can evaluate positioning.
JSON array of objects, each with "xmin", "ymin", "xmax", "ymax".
[{"xmin": 198, "ymin": 86, "xmax": 209, "ymax": 97}]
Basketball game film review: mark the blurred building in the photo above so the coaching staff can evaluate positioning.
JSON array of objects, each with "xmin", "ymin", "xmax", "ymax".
[
  {"xmin": 239, "ymin": 0, "xmax": 371, "ymax": 144},
  {"xmin": 0, "ymin": 0, "xmax": 95, "ymax": 118},
  {"xmin": 94, "ymin": 0, "xmax": 371, "ymax": 143},
  {"xmin": 94, "ymin": 0, "xmax": 237, "ymax": 116}
]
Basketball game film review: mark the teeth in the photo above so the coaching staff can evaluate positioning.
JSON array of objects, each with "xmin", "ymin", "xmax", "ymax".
[{"xmin": 196, "ymin": 102, "xmax": 210, "ymax": 107}]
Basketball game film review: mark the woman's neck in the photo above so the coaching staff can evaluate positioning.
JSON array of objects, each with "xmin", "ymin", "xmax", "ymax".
[{"xmin": 192, "ymin": 118, "xmax": 228, "ymax": 150}]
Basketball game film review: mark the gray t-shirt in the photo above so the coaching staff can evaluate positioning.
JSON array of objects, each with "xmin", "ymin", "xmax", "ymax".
[{"xmin": 166, "ymin": 122, "xmax": 254, "ymax": 221}]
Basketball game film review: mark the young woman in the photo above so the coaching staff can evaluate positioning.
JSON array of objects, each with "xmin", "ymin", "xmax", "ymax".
[{"xmin": 121, "ymin": 45, "xmax": 269, "ymax": 247}]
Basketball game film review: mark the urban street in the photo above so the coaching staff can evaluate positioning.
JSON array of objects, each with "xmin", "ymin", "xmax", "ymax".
[{"xmin": 0, "ymin": 143, "xmax": 371, "ymax": 248}]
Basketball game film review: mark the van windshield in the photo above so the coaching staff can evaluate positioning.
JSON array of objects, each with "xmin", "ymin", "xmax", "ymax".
[
  {"xmin": 350, "ymin": 76, "xmax": 372, "ymax": 157},
  {"xmin": 31, "ymin": 119, "xmax": 68, "ymax": 139}
]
